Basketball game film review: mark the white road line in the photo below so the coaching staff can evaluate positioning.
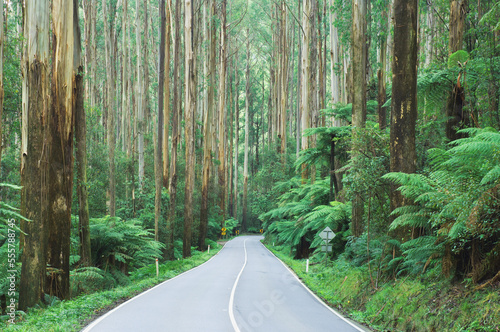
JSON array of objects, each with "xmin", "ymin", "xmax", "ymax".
[
  {"xmin": 81, "ymin": 244, "xmax": 228, "ymax": 332},
  {"xmin": 261, "ymin": 242, "xmax": 367, "ymax": 332},
  {"xmin": 229, "ymin": 238, "xmax": 248, "ymax": 332}
]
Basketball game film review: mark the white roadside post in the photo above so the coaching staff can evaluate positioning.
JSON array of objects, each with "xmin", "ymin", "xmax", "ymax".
[
  {"xmin": 208, "ymin": 245, "xmax": 210, "ymax": 254},
  {"xmin": 156, "ymin": 258, "xmax": 159, "ymax": 277},
  {"xmin": 306, "ymin": 259, "xmax": 309, "ymax": 273}
]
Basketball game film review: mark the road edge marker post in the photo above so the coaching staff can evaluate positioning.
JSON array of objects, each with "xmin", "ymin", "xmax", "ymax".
[
  {"xmin": 306, "ymin": 259, "xmax": 309, "ymax": 273},
  {"xmin": 156, "ymin": 258, "xmax": 159, "ymax": 277},
  {"xmin": 208, "ymin": 245, "xmax": 210, "ymax": 254}
]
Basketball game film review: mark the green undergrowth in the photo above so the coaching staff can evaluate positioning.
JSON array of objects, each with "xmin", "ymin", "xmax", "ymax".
[
  {"xmin": 267, "ymin": 244, "xmax": 500, "ymax": 332},
  {"xmin": 1, "ymin": 248, "xmax": 221, "ymax": 332}
]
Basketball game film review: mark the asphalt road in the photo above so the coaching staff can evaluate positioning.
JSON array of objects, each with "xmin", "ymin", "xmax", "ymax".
[{"xmin": 82, "ymin": 235, "xmax": 367, "ymax": 332}]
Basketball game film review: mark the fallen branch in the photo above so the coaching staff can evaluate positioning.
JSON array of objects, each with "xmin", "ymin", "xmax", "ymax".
[
  {"xmin": 370, "ymin": 302, "xmax": 387, "ymax": 324},
  {"xmin": 474, "ymin": 270, "xmax": 500, "ymax": 291}
]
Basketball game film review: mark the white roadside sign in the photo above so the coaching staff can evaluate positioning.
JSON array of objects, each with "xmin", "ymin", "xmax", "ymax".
[{"xmin": 319, "ymin": 226, "xmax": 335, "ymax": 243}]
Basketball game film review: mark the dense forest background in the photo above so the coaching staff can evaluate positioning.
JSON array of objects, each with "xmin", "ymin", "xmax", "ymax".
[{"xmin": 0, "ymin": 0, "xmax": 499, "ymax": 325}]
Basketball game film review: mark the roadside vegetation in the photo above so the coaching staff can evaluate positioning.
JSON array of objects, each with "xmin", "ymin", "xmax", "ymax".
[{"xmin": 268, "ymin": 244, "xmax": 500, "ymax": 332}]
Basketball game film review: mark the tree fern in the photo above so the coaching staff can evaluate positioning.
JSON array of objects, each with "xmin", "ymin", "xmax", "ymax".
[
  {"xmin": 90, "ymin": 216, "xmax": 164, "ymax": 271},
  {"xmin": 399, "ymin": 236, "xmax": 443, "ymax": 275},
  {"xmin": 385, "ymin": 128, "xmax": 500, "ymax": 280}
]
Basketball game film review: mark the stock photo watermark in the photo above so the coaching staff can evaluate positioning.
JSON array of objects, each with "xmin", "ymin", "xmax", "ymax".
[
  {"xmin": 6, "ymin": 218, "xmax": 17, "ymax": 324},
  {"xmin": 238, "ymin": 270, "xmax": 302, "ymax": 331}
]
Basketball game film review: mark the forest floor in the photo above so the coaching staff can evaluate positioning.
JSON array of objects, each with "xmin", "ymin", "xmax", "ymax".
[{"xmin": 267, "ymin": 244, "xmax": 500, "ymax": 332}]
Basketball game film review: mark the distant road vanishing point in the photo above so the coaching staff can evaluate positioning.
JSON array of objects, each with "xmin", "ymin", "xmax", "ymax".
[{"xmin": 82, "ymin": 235, "xmax": 368, "ymax": 332}]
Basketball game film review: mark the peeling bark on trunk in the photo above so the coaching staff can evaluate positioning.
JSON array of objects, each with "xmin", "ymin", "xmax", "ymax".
[
  {"xmin": 46, "ymin": 0, "xmax": 79, "ymax": 300},
  {"xmin": 19, "ymin": 0, "xmax": 50, "ymax": 310}
]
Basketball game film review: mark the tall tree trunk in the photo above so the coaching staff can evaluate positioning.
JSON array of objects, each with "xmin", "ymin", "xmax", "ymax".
[
  {"xmin": 0, "ymin": 0, "xmax": 3, "ymax": 172},
  {"xmin": 271, "ymin": 8, "xmax": 277, "ymax": 147},
  {"xmin": 163, "ymin": 0, "xmax": 172, "ymax": 187},
  {"xmin": 390, "ymin": 0, "xmax": 418, "ymax": 235},
  {"xmin": 330, "ymin": 0, "xmax": 341, "ymax": 106},
  {"xmin": 121, "ymin": 0, "xmax": 128, "ymax": 152},
  {"xmin": 489, "ymin": 31, "xmax": 500, "ymax": 129},
  {"xmin": 84, "ymin": 0, "xmax": 97, "ymax": 110},
  {"xmin": 91, "ymin": 0, "xmax": 97, "ymax": 110},
  {"xmin": 166, "ymin": 0, "xmax": 181, "ymax": 260},
  {"xmin": 446, "ymin": 0, "xmax": 468, "ymax": 141},
  {"xmin": 155, "ymin": 0, "xmax": 167, "ymax": 242},
  {"xmin": 46, "ymin": 0, "xmax": 79, "ymax": 300},
  {"xmin": 242, "ymin": 28, "xmax": 250, "ymax": 232},
  {"xmin": 233, "ymin": 57, "xmax": 239, "ymax": 221},
  {"xmin": 318, "ymin": 0, "xmax": 326, "ymax": 127},
  {"xmin": 136, "ymin": 0, "xmax": 144, "ymax": 187},
  {"xmin": 19, "ymin": 0, "xmax": 50, "ymax": 310},
  {"xmin": 199, "ymin": 0, "xmax": 216, "ymax": 250},
  {"xmin": 143, "ymin": 0, "xmax": 150, "ymax": 131},
  {"xmin": 183, "ymin": 0, "xmax": 195, "ymax": 258},
  {"xmin": 218, "ymin": 0, "xmax": 228, "ymax": 228},
  {"xmin": 377, "ymin": 5, "xmax": 389, "ymax": 131},
  {"xmin": 229, "ymin": 57, "xmax": 234, "ymax": 219},
  {"xmin": 309, "ymin": 0, "xmax": 318, "ymax": 183},
  {"xmin": 300, "ymin": 0, "xmax": 311, "ymax": 182},
  {"xmin": 296, "ymin": 0, "xmax": 302, "ymax": 158},
  {"xmin": 350, "ymin": 0, "xmax": 368, "ymax": 237},
  {"xmin": 330, "ymin": 0, "xmax": 344, "ymax": 194},
  {"xmin": 75, "ymin": 27, "xmax": 90, "ymax": 267},
  {"xmin": 83, "ymin": 0, "xmax": 91, "ymax": 103},
  {"xmin": 424, "ymin": 3, "xmax": 435, "ymax": 67},
  {"xmin": 104, "ymin": 0, "xmax": 116, "ymax": 217},
  {"xmin": 279, "ymin": 1, "xmax": 288, "ymax": 161},
  {"xmin": 127, "ymin": 24, "xmax": 134, "ymax": 208}
]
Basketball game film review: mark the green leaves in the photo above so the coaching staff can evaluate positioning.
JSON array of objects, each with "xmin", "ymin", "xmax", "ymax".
[
  {"xmin": 260, "ymin": 176, "xmax": 350, "ymax": 257},
  {"xmin": 385, "ymin": 128, "xmax": 500, "ymax": 279},
  {"xmin": 447, "ymin": 50, "xmax": 470, "ymax": 69},
  {"xmin": 90, "ymin": 216, "xmax": 164, "ymax": 271},
  {"xmin": 479, "ymin": 1, "xmax": 500, "ymax": 31}
]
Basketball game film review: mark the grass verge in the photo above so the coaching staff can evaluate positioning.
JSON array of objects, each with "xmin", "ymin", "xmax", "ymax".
[
  {"xmin": 2, "ymin": 248, "xmax": 221, "ymax": 332},
  {"xmin": 267, "ymin": 245, "xmax": 500, "ymax": 332}
]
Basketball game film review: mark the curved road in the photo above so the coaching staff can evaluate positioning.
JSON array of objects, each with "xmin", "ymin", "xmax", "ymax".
[{"xmin": 82, "ymin": 236, "xmax": 367, "ymax": 332}]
